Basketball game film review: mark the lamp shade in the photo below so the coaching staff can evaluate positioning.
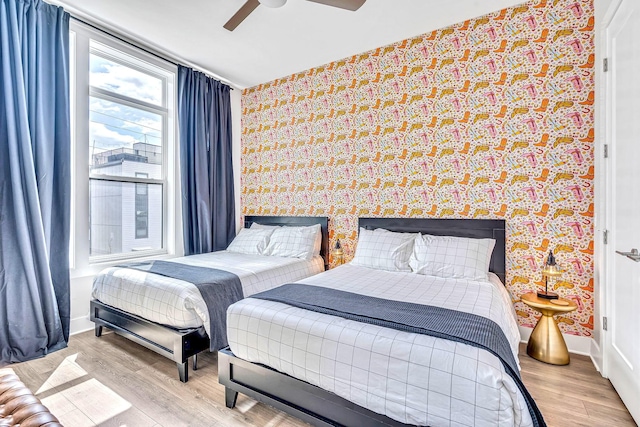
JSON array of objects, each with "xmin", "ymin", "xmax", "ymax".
[
  {"xmin": 542, "ymin": 250, "xmax": 562, "ymax": 277},
  {"xmin": 537, "ymin": 249, "xmax": 561, "ymax": 299},
  {"xmin": 542, "ymin": 263, "xmax": 562, "ymax": 277}
]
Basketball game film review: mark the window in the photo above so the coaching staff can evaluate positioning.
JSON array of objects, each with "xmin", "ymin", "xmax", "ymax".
[
  {"xmin": 70, "ymin": 22, "xmax": 178, "ymax": 268},
  {"xmin": 87, "ymin": 42, "xmax": 167, "ymax": 258}
]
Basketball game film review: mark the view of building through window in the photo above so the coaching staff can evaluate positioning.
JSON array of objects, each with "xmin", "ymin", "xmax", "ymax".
[{"xmin": 88, "ymin": 44, "xmax": 167, "ymax": 258}]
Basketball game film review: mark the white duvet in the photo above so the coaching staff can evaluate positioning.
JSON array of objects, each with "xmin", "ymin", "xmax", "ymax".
[
  {"xmin": 92, "ymin": 251, "xmax": 325, "ymax": 337},
  {"xmin": 227, "ymin": 264, "xmax": 532, "ymax": 427}
]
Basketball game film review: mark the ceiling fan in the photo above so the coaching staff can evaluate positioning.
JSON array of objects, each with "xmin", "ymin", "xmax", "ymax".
[{"xmin": 223, "ymin": 0, "xmax": 366, "ymax": 31}]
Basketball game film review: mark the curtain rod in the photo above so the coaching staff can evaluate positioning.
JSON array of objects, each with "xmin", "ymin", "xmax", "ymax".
[{"xmin": 69, "ymin": 15, "xmax": 235, "ymax": 90}]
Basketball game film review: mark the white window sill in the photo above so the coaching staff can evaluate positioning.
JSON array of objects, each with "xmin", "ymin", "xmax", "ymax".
[{"xmin": 70, "ymin": 250, "xmax": 183, "ymax": 280}]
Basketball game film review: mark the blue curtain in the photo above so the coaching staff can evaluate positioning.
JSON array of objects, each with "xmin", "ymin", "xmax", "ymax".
[
  {"xmin": 0, "ymin": 0, "xmax": 71, "ymax": 363},
  {"xmin": 178, "ymin": 66, "xmax": 235, "ymax": 255}
]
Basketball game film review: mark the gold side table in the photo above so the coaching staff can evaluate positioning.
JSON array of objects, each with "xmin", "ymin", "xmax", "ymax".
[{"xmin": 521, "ymin": 293, "xmax": 577, "ymax": 365}]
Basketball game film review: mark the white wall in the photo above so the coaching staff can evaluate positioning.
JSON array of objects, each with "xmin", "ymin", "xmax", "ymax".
[{"xmin": 70, "ymin": 276, "xmax": 95, "ymax": 334}]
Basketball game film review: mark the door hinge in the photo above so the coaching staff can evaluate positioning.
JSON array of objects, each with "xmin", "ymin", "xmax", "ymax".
[
  {"xmin": 603, "ymin": 58, "xmax": 609, "ymax": 72},
  {"xmin": 604, "ymin": 144, "xmax": 609, "ymax": 158},
  {"xmin": 604, "ymin": 230, "xmax": 609, "ymax": 245},
  {"xmin": 603, "ymin": 316, "xmax": 608, "ymax": 331}
]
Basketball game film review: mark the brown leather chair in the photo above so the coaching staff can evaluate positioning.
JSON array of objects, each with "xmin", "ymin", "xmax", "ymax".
[{"xmin": 0, "ymin": 373, "xmax": 62, "ymax": 427}]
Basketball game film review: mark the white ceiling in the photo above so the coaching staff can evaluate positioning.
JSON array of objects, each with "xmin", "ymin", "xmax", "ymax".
[{"xmin": 54, "ymin": 0, "xmax": 525, "ymax": 89}]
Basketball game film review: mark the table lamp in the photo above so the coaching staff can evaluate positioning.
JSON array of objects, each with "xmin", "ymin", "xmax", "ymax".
[
  {"xmin": 333, "ymin": 239, "xmax": 344, "ymax": 266},
  {"xmin": 538, "ymin": 250, "xmax": 561, "ymax": 300}
]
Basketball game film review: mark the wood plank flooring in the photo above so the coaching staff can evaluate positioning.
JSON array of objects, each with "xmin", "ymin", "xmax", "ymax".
[{"xmin": 6, "ymin": 330, "xmax": 636, "ymax": 427}]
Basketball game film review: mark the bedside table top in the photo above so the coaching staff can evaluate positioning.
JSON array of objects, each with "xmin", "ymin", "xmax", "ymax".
[{"xmin": 521, "ymin": 292, "xmax": 577, "ymax": 313}]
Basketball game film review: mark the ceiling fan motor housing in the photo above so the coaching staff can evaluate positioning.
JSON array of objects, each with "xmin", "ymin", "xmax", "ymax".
[{"xmin": 259, "ymin": 0, "xmax": 287, "ymax": 8}]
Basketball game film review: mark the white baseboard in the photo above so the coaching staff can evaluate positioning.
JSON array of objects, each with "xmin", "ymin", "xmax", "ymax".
[
  {"xmin": 518, "ymin": 325, "xmax": 592, "ymax": 356},
  {"xmin": 590, "ymin": 338, "xmax": 604, "ymax": 374},
  {"xmin": 70, "ymin": 315, "xmax": 93, "ymax": 336}
]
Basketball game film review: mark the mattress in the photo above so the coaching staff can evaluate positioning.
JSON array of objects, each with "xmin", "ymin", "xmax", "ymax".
[
  {"xmin": 227, "ymin": 264, "xmax": 532, "ymax": 427},
  {"xmin": 92, "ymin": 251, "xmax": 324, "ymax": 337}
]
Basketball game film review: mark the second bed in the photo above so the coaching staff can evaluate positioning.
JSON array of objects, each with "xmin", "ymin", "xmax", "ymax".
[{"xmin": 91, "ymin": 215, "xmax": 328, "ymax": 382}]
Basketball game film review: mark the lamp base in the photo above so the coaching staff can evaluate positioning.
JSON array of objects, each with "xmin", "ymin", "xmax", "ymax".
[{"xmin": 537, "ymin": 290, "xmax": 559, "ymax": 300}]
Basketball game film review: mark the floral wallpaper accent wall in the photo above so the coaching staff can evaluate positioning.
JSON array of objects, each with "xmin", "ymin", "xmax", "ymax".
[{"xmin": 241, "ymin": 0, "xmax": 595, "ymax": 336}]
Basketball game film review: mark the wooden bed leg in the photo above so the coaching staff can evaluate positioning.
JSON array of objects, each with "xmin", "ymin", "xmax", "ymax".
[
  {"xmin": 192, "ymin": 353, "xmax": 198, "ymax": 371},
  {"xmin": 177, "ymin": 361, "xmax": 188, "ymax": 383},
  {"xmin": 95, "ymin": 325, "xmax": 103, "ymax": 337},
  {"xmin": 225, "ymin": 387, "xmax": 238, "ymax": 408}
]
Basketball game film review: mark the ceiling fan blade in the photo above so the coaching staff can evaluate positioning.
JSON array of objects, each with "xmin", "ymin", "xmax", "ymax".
[
  {"xmin": 224, "ymin": 0, "xmax": 260, "ymax": 31},
  {"xmin": 306, "ymin": 0, "xmax": 366, "ymax": 11}
]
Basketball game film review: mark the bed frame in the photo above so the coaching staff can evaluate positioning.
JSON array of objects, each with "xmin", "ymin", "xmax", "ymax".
[
  {"xmin": 219, "ymin": 217, "xmax": 506, "ymax": 426},
  {"xmin": 90, "ymin": 215, "xmax": 329, "ymax": 383}
]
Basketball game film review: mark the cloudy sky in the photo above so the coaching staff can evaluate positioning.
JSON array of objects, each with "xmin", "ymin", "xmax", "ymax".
[{"xmin": 89, "ymin": 54, "xmax": 163, "ymax": 159}]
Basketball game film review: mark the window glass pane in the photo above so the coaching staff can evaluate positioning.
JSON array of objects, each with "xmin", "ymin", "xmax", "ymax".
[
  {"xmin": 135, "ymin": 181, "xmax": 149, "ymax": 239},
  {"xmin": 89, "ymin": 97, "xmax": 162, "ymax": 179},
  {"xmin": 90, "ymin": 53, "xmax": 163, "ymax": 105},
  {"xmin": 90, "ymin": 180, "xmax": 163, "ymax": 257}
]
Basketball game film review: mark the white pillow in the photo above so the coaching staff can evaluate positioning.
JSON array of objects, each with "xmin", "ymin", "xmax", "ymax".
[
  {"xmin": 252, "ymin": 222, "xmax": 322, "ymax": 257},
  {"xmin": 351, "ymin": 227, "xmax": 416, "ymax": 272},
  {"xmin": 250, "ymin": 223, "xmax": 277, "ymax": 228},
  {"xmin": 263, "ymin": 223, "xmax": 321, "ymax": 259},
  {"xmin": 409, "ymin": 234, "xmax": 496, "ymax": 281},
  {"xmin": 226, "ymin": 228, "xmax": 273, "ymax": 255}
]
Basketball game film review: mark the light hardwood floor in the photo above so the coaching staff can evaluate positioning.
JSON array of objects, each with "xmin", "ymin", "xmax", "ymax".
[{"xmin": 7, "ymin": 330, "xmax": 635, "ymax": 427}]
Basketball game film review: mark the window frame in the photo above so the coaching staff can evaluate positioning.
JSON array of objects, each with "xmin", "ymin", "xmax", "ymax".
[
  {"xmin": 87, "ymin": 41, "xmax": 168, "ymax": 262},
  {"xmin": 69, "ymin": 20, "xmax": 181, "ymax": 276}
]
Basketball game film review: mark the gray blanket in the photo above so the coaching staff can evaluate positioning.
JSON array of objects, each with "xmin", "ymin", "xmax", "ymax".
[
  {"xmin": 251, "ymin": 284, "xmax": 545, "ymax": 427},
  {"xmin": 120, "ymin": 260, "xmax": 243, "ymax": 351}
]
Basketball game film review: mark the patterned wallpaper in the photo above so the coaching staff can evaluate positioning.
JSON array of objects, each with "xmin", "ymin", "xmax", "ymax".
[{"xmin": 241, "ymin": 0, "xmax": 595, "ymax": 336}]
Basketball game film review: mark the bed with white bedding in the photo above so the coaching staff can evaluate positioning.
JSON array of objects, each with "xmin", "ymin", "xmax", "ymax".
[
  {"xmin": 219, "ymin": 218, "xmax": 545, "ymax": 427},
  {"xmin": 227, "ymin": 265, "xmax": 530, "ymax": 426},
  {"xmin": 93, "ymin": 251, "xmax": 324, "ymax": 336},
  {"xmin": 90, "ymin": 215, "xmax": 328, "ymax": 382}
]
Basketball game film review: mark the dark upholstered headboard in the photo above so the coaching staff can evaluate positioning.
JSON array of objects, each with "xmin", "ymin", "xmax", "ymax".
[
  {"xmin": 244, "ymin": 216, "xmax": 329, "ymax": 270},
  {"xmin": 358, "ymin": 218, "xmax": 506, "ymax": 284}
]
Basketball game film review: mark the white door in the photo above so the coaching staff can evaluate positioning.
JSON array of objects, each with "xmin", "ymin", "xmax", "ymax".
[{"xmin": 605, "ymin": 0, "xmax": 640, "ymax": 423}]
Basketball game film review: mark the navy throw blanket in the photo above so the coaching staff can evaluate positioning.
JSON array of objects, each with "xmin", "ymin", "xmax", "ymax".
[
  {"xmin": 251, "ymin": 284, "xmax": 545, "ymax": 427},
  {"xmin": 120, "ymin": 260, "xmax": 243, "ymax": 351}
]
